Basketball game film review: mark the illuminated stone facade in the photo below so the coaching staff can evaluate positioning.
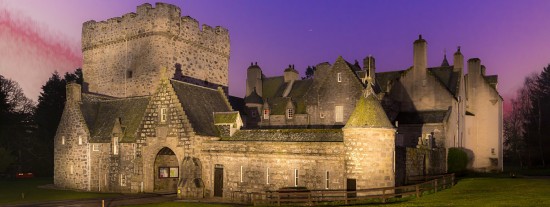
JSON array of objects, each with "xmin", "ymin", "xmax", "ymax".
[{"xmin": 54, "ymin": 2, "xmax": 502, "ymax": 201}]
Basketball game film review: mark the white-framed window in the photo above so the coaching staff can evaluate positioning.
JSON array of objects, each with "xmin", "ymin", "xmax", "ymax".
[
  {"xmin": 335, "ymin": 105, "xmax": 344, "ymax": 122},
  {"xmin": 320, "ymin": 113, "xmax": 325, "ymax": 119},
  {"xmin": 62, "ymin": 136, "xmax": 65, "ymax": 145},
  {"xmin": 160, "ymin": 107, "xmax": 168, "ymax": 123},
  {"xmin": 240, "ymin": 166, "xmax": 243, "ymax": 182},
  {"xmin": 120, "ymin": 174, "xmax": 126, "ymax": 186},
  {"xmin": 113, "ymin": 137, "xmax": 119, "ymax": 155},
  {"xmin": 92, "ymin": 144, "xmax": 99, "ymax": 151},
  {"xmin": 337, "ymin": 73, "xmax": 342, "ymax": 82},
  {"xmin": 70, "ymin": 165, "xmax": 74, "ymax": 175},
  {"xmin": 286, "ymin": 108, "xmax": 294, "ymax": 119},
  {"xmin": 325, "ymin": 171, "xmax": 330, "ymax": 189},
  {"xmin": 266, "ymin": 167, "xmax": 270, "ymax": 184},
  {"xmin": 294, "ymin": 169, "xmax": 299, "ymax": 187},
  {"xmin": 78, "ymin": 135, "xmax": 82, "ymax": 145},
  {"xmin": 263, "ymin": 109, "xmax": 270, "ymax": 120}
]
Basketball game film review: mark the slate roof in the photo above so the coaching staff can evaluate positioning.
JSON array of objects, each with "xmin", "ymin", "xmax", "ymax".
[
  {"xmin": 214, "ymin": 112, "xmax": 239, "ymax": 124},
  {"xmin": 171, "ymin": 80, "xmax": 232, "ymax": 136},
  {"xmin": 228, "ymin": 95, "xmax": 245, "ymax": 114},
  {"xmin": 428, "ymin": 66, "xmax": 461, "ymax": 96},
  {"xmin": 244, "ymin": 88, "xmax": 263, "ymax": 104},
  {"xmin": 220, "ymin": 129, "xmax": 343, "ymax": 142},
  {"xmin": 376, "ymin": 70, "xmax": 405, "ymax": 92},
  {"xmin": 484, "ymin": 75, "xmax": 498, "ymax": 89},
  {"xmin": 395, "ymin": 109, "xmax": 450, "ymax": 124},
  {"xmin": 262, "ymin": 76, "xmax": 284, "ymax": 99},
  {"xmin": 81, "ymin": 94, "xmax": 150, "ymax": 143}
]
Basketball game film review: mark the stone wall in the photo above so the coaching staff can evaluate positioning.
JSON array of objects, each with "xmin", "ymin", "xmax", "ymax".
[
  {"xmin": 343, "ymin": 128, "xmax": 395, "ymax": 190},
  {"xmin": 199, "ymin": 140, "xmax": 346, "ymax": 197},
  {"xmin": 82, "ymin": 3, "xmax": 230, "ymax": 97},
  {"xmin": 54, "ymin": 101, "xmax": 91, "ymax": 190}
]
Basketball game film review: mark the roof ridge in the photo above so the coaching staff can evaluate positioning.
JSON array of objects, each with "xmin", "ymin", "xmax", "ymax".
[{"xmin": 170, "ymin": 78, "xmax": 221, "ymax": 92}]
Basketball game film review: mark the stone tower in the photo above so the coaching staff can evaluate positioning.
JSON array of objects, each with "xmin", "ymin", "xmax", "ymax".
[
  {"xmin": 343, "ymin": 87, "xmax": 396, "ymax": 190},
  {"xmin": 81, "ymin": 3, "xmax": 230, "ymax": 97}
]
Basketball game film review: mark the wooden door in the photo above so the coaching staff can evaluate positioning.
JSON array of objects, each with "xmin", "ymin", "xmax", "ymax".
[
  {"xmin": 214, "ymin": 167, "xmax": 223, "ymax": 197},
  {"xmin": 346, "ymin": 178, "xmax": 356, "ymax": 198}
]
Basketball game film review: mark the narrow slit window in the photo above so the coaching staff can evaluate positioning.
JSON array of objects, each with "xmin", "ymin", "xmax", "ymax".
[
  {"xmin": 325, "ymin": 171, "xmax": 330, "ymax": 189},
  {"xmin": 240, "ymin": 166, "xmax": 243, "ymax": 182},
  {"xmin": 294, "ymin": 169, "xmax": 298, "ymax": 187},
  {"xmin": 337, "ymin": 73, "xmax": 342, "ymax": 82},
  {"xmin": 266, "ymin": 167, "xmax": 270, "ymax": 184},
  {"xmin": 78, "ymin": 135, "xmax": 82, "ymax": 145},
  {"xmin": 160, "ymin": 108, "xmax": 168, "ymax": 123},
  {"xmin": 113, "ymin": 137, "xmax": 119, "ymax": 155},
  {"xmin": 70, "ymin": 165, "xmax": 74, "ymax": 175},
  {"xmin": 62, "ymin": 136, "xmax": 65, "ymax": 145}
]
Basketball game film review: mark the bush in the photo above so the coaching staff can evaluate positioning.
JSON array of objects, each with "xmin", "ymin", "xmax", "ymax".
[{"xmin": 448, "ymin": 147, "xmax": 468, "ymax": 175}]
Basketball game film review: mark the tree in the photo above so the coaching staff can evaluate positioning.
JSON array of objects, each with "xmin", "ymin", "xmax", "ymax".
[
  {"xmin": 305, "ymin": 66, "xmax": 316, "ymax": 79},
  {"xmin": 0, "ymin": 147, "xmax": 14, "ymax": 173}
]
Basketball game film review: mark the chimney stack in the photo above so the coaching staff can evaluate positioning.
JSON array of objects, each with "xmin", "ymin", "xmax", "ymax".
[
  {"xmin": 413, "ymin": 35, "xmax": 428, "ymax": 81},
  {"xmin": 453, "ymin": 46, "xmax": 464, "ymax": 72},
  {"xmin": 66, "ymin": 82, "xmax": 82, "ymax": 103}
]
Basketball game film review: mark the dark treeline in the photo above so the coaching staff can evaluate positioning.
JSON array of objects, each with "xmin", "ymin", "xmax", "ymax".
[
  {"xmin": 505, "ymin": 65, "xmax": 550, "ymax": 168},
  {"xmin": 0, "ymin": 69, "xmax": 82, "ymax": 177}
]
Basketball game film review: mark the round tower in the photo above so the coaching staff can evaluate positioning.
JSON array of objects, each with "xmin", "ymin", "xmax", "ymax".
[
  {"xmin": 246, "ymin": 62, "xmax": 263, "ymax": 97},
  {"xmin": 343, "ymin": 86, "xmax": 396, "ymax": 192}
]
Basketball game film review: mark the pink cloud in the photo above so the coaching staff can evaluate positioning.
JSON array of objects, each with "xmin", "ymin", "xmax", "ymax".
[{"xmin": 0, "ymin": 8, "xmax": 82, "ymax": 101}]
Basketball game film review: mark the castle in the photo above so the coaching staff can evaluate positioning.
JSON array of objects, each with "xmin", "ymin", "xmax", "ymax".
[{"xmin": 54, "ymin": 2, "xmax": 503, "ymax": 198}]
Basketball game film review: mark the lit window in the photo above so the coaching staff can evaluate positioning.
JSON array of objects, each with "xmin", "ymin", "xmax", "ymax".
[
  {"xmin": 240, "ymin": 166, "xmax": 243, "ymax": 182},
  {"xmin": 78, "ymin": 135, "xmax": 82, "ymax": 145},
  {"xmin": 326, "ymin": 171, "xmax": 330, "ymax": 189},
  {"xmin": 294, "ymin": 169, "xmax": 299, "ymax": 187},
  {"xmin": 113, "ymin": 137, "xmax": 119, "ymax": 155},
  {"xmin": 287, "ymin": 108, "xmax": 294, "ymax": 119},
  {"xmin": 263, "ymin": 109, "xmax": 270, "ymax": 120},
  {"xmin": 120, "ymin": 174, "xmax": 126, "ymax": 186},
  {"xmin": 335, "ymin": 106, "xmax": 343, "ymax": 122},
  {"xmin": 160, "ymin": 108, "xmax": 168, "ymax": 123},
  {"xmin": 337, "ymin": 73, "xmax": 342, "ymax": 82},
  {"xmin": 92, "ymin": 144, "xmax": 99, "ymax": 151},
  {"xmin": 266, "ymin": 167, "xmax": 270, "ymax": 184},
  {"xmin": 62, "ymin": 136, "xmax": 65, "ymax": 145}
]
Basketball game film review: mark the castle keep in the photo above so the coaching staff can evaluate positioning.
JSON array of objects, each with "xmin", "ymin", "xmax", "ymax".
[{"xmin": 54, "ymin": 2, "xmax": 503, "ymax": 199}]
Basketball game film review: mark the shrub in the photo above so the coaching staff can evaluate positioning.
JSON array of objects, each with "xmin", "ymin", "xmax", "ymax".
[{"xmin": 448, "ymin": 147, "xmax": 468, "ymax": 175}]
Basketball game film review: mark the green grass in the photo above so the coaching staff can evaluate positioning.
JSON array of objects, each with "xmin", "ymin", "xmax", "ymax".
[
  {"xmin": 0, "ymin": 178, "xmax": 120, "ymax": 205},
  {"xmin": 125, "ymin": 177, "xmax": 550, "ymax": 207}
]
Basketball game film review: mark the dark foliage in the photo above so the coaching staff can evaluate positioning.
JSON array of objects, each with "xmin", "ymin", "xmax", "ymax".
[{"xmin": 448, "ymin": 147, "xmax": 469, "ymax": 175}]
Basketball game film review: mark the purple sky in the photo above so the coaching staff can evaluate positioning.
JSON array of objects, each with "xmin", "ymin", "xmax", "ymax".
[{"xmin": 2, "ymin": 0, "xmax": 550, "ymax": 113}]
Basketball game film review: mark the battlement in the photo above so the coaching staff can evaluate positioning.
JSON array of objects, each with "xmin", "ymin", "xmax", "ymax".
[{"xmin": 82, "ymin": 2, "xmax": 230, "ymax": 57}]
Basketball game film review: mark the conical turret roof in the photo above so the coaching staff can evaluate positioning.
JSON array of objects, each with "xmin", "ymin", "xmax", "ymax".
[{"xmin": 344, "ymin": 86, "xmax": 393, "ymax": 129}]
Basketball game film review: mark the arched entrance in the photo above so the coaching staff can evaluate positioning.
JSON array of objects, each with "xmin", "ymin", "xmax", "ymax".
[{"xmin": 153, "ymin": 147, "xmax": 179, "ymax": 192}]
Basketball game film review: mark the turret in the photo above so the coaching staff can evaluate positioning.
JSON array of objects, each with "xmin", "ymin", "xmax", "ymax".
[
  {"xmin": 284, "ymin": 64, "xmax": 299, "ymax": 82},
  {"xmin": 66, "ymin": 82, "xmax": 81, "ymax": 103},
  {"xmin": 413, "ymin": 35, "xmax": 428, "ymax": 81},
  {"xmin": 453, "ymin": 47, "xmax": 464, "ymax": 72},
  {"xmin": 363, "ymin": 56, "xmax": 376, "ymax": 84},
  {"xmin": 246, "ymin": 62, "xmax": 263, "ymax": 97}
]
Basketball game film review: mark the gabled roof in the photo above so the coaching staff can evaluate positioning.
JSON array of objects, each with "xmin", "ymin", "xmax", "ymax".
[
  {"xmin": 428, "ymin": 66, "xmax": 460, "ymax": 96},
  {"xmin": 344, "ymin": 90, "xmax": 393, "ymax": 129},
  {"xmin": 171, "ymin": 80, "xmax": 232, "ymax": 136},
  {"xmin": 214, "ymin": 111, "xmax": 239, "ymax": 124},
  {"xmin": 375, "ymin": 70, "xmax": 405, "ymax": 92},
  {"xmin": 262, "ymin": 76, "xmax": 284, "ymax": 99},
  {"xmin": 81, "ymin": 94, "xmax": 150, "ymax": 143},
  {"xmin": 395, "ymin": 109, "xmax": 450, "ymax": 124},
  {"xmin": 244, "ymin": 88, "xmax": 263, "ymax": 104}
]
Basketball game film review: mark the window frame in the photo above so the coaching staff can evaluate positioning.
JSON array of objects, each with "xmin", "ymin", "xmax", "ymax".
[
  {"xmin": 160, "ymin": 107, "xmax": 168, "ymax": 123},
  {"xmin": 113, "ymin": 137, "xmax": 119, "ymax": 155},
  {"xmin": 337, "ymin": 73, "xmax": 342, "ymax": 82},
  {"xmin": 287, "ymin": 108, "xmax": 294, "ymax": 119}
]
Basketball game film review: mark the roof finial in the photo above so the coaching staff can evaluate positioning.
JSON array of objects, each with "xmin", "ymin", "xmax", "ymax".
[
  {"xmin": 419, "ymin": 34, "xmax": 422, "ymax": 40},
  {"xmin": 457, "ymin": 46, "xmax": 461, "ymax": 52}
]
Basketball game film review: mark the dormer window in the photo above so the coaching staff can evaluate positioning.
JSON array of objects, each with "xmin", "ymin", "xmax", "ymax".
[
  {"xmin": 286, "ymin": 108, "xmax": 294, "ymax": 119},
  {"xmin": 263, "ymin": 109, "xmax": 270, "ymax": 119},
  {"xmin": 160, "ymin": 108, "xmax": 167, "ymax": 123},
  {"xmin": 337, "ymin": 73, "xmax": 342, "ymax": 82}
]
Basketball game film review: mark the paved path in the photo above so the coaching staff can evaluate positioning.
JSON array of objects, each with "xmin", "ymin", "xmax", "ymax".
[{"xmin": 4, "ymin": 194, "xmax": 176, "ymax": 207}]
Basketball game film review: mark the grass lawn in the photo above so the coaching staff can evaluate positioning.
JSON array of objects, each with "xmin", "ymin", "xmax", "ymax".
[
  {"xmin": 0, "ymin": 178, "xmax": 120, "ymax": 205},
  {"xmin": 124, "ymin": 177, "xmax": 550, "ymax": 207}
]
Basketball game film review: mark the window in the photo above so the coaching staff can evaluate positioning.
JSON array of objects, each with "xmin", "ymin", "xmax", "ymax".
[
  {"xmin": 325, "ymin": 171, "xmax": 330, "ymax": 189},
  {"xmin": 78, "ymin": 135, "xmax": 82, "ymax": 145},
  {"xmin": 251, "ymin": 110, "xmax": 257, "ymax": 117},
  {"xmin": 263, "ymin": 109, "xmax": 270, "ymax": 120},
  {"xmin": 337, "ymin": 73, "xmax": 342, "ymax": 82},
  {"xmin": 120, "ymin": 174, "xmax": 126, "ymax": 186},
  {"xmin": 294, "ymin": 169, "xmax": 299, "ymax": 187},
  {"xmin": 286, "ymin": 108, "xmax": 294, "ymax": 119},
  {"xmin": 320, "ymin": 113, "xmax": 325, "ymax": 119},
  {"xmin": 92, "ymin": 144, "xmax": 99, "ymax": 151},
  {"xmin": 159, "ymin": 167, "xmax": 179, "ymax": 178},
  {"xmin": 62, "ymin": 136, "xmax": 65, "ymax": 145},
  {"xmin": 126, "ymin": 70, "xmax": 133, "ymax": 78},
  {"xmin": 335, "ymin": 106, "xmax": 344, "ymax": 122},
  {"xmin": 113, "ymin": 137, "xmax": 119, "ymax": 155},
  {"xmin": 240, "ymin": 166, "xmax": 243, "ymax": 182},
  {"xmin": 133, "ymin": 143, "xmax": 136, "ymax": 159},
  {"xmin": 266, "ymin": 167, "xmax": 270, "ymax": 184},
  {"xmin": 491, "ymin": 148, "xmax": 495, "ymax": 155},
  {"xmin": 70, "ymin": 165, "xmax": 74, "ymax": 175},
  {"xmin": 160, "ymin": 108, "xmax": 168, "ymax": 123}
]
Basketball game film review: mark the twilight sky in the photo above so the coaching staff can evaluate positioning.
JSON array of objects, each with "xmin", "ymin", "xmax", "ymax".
[{"xmin": 2, "ymin": 0, "xmax": 550, "ymax": 113}]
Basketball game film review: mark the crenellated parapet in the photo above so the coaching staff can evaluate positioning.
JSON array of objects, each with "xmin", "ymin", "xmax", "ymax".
[{"xmin": 82, "ymin": 2, "xmax": 230, "ymax": 57}]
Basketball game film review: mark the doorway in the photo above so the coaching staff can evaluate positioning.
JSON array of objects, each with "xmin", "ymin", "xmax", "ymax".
[
  {"xmin": 214, "ymin": 167, "xmax": 224, "ymax": 197},
  {"xmin": 346, "ymin": 178, "xmax": 356, "ymax": 198},
  {"xmin": 153, "ymin": 147, "xmax": 179, "ymax": 192}
]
